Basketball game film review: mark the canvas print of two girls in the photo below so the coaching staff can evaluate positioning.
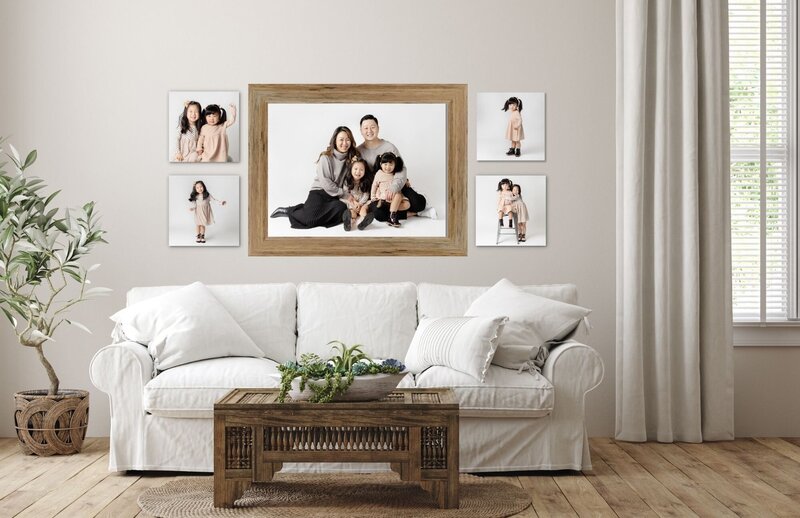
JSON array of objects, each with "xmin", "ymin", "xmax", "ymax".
[
  {"xmin": 475, "ymin": 175, "xmax": 547, "ymax": 247},
  {"xmin": 168, "ymin": 91, "xmax": 240, "ymax": 163}
]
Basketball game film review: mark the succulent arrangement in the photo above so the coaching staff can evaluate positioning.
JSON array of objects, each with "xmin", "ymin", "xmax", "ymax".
[{"xmin": 277, "ymin": 340, "xmax": 405, "ymax": 403}]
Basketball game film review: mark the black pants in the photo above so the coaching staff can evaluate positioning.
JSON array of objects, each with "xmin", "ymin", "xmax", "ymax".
[
  {"xmin": 373, "ymin": 185, "xmax": 427, "ymax": 222},
  {"xmin": 287, "ymin": 190, "xmax": 346, "ymax": 229}
]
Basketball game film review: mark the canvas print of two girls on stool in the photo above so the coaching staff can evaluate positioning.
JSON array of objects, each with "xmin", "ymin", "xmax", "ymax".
[
  {"xmin": 475, "ymin": 175, "xmax": 546, "ymax": 247},
  {"xmin": 167, "ymin": 91, "xmax": 241, "ymax": 247}
]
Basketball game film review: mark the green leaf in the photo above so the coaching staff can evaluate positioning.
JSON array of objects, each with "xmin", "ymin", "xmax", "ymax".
[
  {"xmin": 1, "ymin": 307, "xmax": 17, "ymax": 327},
  {"xmin": 23, "ymin": 149, "xmax": 37, "ymax": 169},
  {"xmin": 7, "ymin": 144, "xmax": 20, "ymax": 166}
]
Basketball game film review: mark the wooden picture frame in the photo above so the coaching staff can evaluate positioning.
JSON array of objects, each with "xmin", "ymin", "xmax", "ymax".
[{"xmin": 248, "ymin": 84, "xmax": 467, "ymax": 256}]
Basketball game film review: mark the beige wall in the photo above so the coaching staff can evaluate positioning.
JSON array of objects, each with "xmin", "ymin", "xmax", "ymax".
[{"xmin": 4, "ymin": 0, "xmax": 785, "ymax": 441}]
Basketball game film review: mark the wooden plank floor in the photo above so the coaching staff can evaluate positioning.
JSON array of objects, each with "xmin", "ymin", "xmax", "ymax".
[{"xmin": 1, "ymin": 437, "xmax": 799, "ymax": 517}]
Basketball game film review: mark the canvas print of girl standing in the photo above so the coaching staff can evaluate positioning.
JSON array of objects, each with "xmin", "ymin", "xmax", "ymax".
[
  {"xmin": 168, "ymin": 91, "xmax": 240, "ymax": 163},
  {"xmin": 168, "ymin": 175, "xmax": 240, "ymax": 247},
  {"xmin": 476, "ymin": 92, "xmax": 545, "ymax": 161},
  {"xmin": 475, "ymin": 175, "xmax": 547, "ymax": 247}
]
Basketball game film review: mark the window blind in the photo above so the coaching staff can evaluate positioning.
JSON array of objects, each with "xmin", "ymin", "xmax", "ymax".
[{"xmin": 729, "ymin": 0, "xmax": 793, "ymax": 322}]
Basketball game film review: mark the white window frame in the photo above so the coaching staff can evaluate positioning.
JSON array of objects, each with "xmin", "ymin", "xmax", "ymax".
[{"xmin": 732, "ymin": 0, "xmax": 800, "ymax": 346}]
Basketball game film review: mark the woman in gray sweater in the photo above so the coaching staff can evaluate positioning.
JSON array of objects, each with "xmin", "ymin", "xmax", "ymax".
[{"xmin": 270, "ymin": 126, "xmax": 360, "ymax": 229}]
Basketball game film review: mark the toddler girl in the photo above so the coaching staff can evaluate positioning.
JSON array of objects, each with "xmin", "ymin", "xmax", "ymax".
[
  {"xmin": 371, "ymin": 152, "xmax": 410, "ymax": 227},
  {"xmin": 502, "ymin": 96, "xmax": 525, "ymax": 157},
  {"xmin": 511, "ymin": 184, "xmax": 530, "ymax": 242},
  {"xmin": 341, "ymin": 159, "xmax": 375, "ymax": 231},
  {"xmin": 174, "ymin": 101, "xmax": 203, "ymax": 162},
  {"xmin": 197, "ymin": 103, "xmax": 237, "ymax": 162},
  {"xmin": 497, "ymin": 178, "xmax": 517, "ymax": 228},
  {"xmin": 188, "ymin": 180, "xmax": 226, "ymax": 243}
]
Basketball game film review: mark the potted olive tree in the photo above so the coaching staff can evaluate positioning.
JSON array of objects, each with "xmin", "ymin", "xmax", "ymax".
[{"xmin": 0, "ymin": 143, "xmax": 108, "ymax": 455}]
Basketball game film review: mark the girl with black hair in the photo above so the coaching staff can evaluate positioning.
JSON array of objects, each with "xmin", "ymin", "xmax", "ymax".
[
  {"xmin": 341, "ymin": 158, "xmax": 375, "ymax": 231},
  {"xmin": 496, "ymin": 178, "xmax": 517, "ymax": 228},
  {"xmin": 371, "ymin": 152, "xmax": 411, "ymax": 227},
  {"xmin": 197, "ymin": 103, "xmax": 237, "ymax": 162},
  {"xmin": 502, "ymin": 96, "xmax": 525, "ymax": 157},
  {"xmin": 188, "ymin": 180, "xmax": 227, "ymax": 243},
  {"xmin": 511, "ymin": 183, "xmax": 530, "ymax": 242},
  {"xmin": 174, "ymin": 101, "xmax": 203, "ymax": 162}
]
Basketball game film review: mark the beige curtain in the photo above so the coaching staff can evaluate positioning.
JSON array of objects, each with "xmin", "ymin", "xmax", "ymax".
[{"xmin": 615, "ymin": 0, "xmax": 734, "ymax": 442}]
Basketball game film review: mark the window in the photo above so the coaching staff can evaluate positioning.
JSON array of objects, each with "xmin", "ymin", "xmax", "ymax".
[{"xmin": 729, "ymin": 0, "xmax": 795, "ymax": 323}]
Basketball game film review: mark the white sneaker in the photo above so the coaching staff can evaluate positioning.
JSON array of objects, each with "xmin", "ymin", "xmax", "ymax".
[{"xmin": 417, "ymin": 207, "xmax": 438, "ymax": 219}]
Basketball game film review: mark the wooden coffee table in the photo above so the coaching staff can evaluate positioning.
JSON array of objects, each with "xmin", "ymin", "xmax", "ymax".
[{"xmin": 213, "ymin": 388, "xmax": 459, "ymax": 508}]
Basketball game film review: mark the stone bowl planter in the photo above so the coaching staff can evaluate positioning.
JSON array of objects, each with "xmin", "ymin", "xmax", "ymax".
[
  {"xmin": 14, "ymin": 389, "xmax": 89, "ymax": 456},
  {"xmin": 289, "ymin": 372, "xmax": 408, "ymax": 402}
]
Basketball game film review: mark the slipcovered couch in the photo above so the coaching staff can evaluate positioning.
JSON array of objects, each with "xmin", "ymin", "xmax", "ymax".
[{"xmin": 90, "ymin": 282, "xmax": 603, "ymax": 473}]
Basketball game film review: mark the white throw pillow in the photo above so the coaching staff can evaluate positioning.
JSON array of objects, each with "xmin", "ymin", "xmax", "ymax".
[
  {"xmin": 404, "ymin": 316, "xmax": 508, "ymax": 382},
  {"xmin": 109, "ymin": 281, "xmax": 264, "ymax": 371},
  {"xmin": 464, "ymin": 278, "xmax": 591, "ymax": 366},
  {"xmin": 491, "ymin": 344, "xmax": 539, "ymax": 371}
]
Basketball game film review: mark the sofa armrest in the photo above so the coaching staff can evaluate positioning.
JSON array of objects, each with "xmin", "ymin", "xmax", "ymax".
[
  {"xmin": 90, "ymin": 341, "xmax": 153, "ymax": 471},
  {"xmin": 542, "ymin": 340, "xmax": 604, "ymax": 398},
  {"xmin": 90, "ymin": 341, "xmax": 153, "ymax": 393}
]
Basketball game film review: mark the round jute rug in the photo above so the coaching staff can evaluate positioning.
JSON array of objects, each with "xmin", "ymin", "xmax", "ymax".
[{"xmin": 137, "ymin": 472, "xmax": 532, "ymax": 518}]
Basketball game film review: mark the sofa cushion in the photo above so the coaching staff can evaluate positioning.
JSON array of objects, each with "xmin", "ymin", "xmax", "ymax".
[
  {"xmin": 296, "ymin": 282, "xmax": 417, "ymax": 361},
  {"xmin": 401, "ymin": 365, "xmax": 554, "ymax": 418},
  {"xmin": 465, "ymin": 277, "xmax": 591, "ymax": 348},
  {"xmin": 143, "ymin": 357, "xmax": 280, "ymax": 418},
  {"xmin": 126, "ymin": 283, "xmax": 297, "ymax": 363},
  {"xmin": 404, "ymin": 316, "xmax": 507, "ymax": 382},
  {"xmin": 111, "ymin": 282, "xmax": 265, "ymax": 371}
]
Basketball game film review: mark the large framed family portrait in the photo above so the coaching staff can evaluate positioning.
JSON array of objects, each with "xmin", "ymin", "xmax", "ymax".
[{"xmin": 248, "ymin": 84, "xmax": 467, "ymax": 256}]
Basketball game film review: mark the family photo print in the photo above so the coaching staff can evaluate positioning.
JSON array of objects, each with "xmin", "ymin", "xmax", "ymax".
[
  {"xmin": 168, "ymin": 91, "xmax": 241, "ymax": 163},
  {"xmin": 249, "ymin": 84, "xmax": 467, "ymax": 256}
]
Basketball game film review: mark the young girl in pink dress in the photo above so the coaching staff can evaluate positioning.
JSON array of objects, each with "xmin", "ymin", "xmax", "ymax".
[
  {"xmin": 497, "ymin": 178, "xmax": 517, "ymax": 228},
  {"xmin": 502, "ymin": 96, "xmax": 525, "ymax": 157},
  {"xmin": 511, "ymin": 184, "xmax": 530, "ymax": 242},
  {"xmin": 341, "ymin": 159, "xmax": 375, "ymax": 231},
  {"xmin": 197, "ymin": 104, "xmax": 237, "ymax": 162},
  {"xmin": 174, "ymin": 101, "xmax": 203, "ymax": 162},
  {"xmin": 189, "ymin": 181, "xmax": 226, "ymax": 243},
  {"xmin": 371, "ymin": 152, "xmax": 410, "ymax": 227}
]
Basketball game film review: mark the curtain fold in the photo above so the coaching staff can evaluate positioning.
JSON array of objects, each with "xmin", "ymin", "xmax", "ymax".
[{"xmin": 615, "ymin": 0, "xmax": 733, "ymax": 442}]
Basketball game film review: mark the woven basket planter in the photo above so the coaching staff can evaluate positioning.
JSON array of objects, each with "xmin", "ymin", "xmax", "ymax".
[{"xmin": 14, "ymin": 389, "xmax": 89, "ymax": 456}]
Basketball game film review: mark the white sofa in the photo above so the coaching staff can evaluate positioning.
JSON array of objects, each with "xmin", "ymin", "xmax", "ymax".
[{"xmin": 90, "ymin": 282, "xmax": 603, "ymax": 473}]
